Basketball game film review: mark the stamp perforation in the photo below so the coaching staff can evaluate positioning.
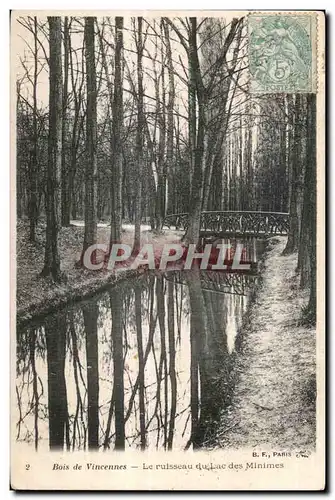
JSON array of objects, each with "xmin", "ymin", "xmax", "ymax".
[{"xmin": 247, "ymin": 11, "xmax": 319, "ymax": 94}]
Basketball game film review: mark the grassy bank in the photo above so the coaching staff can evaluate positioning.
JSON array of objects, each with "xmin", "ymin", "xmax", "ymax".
[{"xmin": 16, "ymin": 220, "xmax": 183, "ymax": 326}]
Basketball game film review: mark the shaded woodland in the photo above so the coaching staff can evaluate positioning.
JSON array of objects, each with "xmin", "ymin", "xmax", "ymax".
[{"xmin": 16, "ymin": 17, "xmax": 316, "ymax": 321}]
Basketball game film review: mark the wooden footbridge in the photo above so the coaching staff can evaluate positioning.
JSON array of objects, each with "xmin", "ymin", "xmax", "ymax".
[{"xmin": 163, "ymin": 211, "xmax": 289, "ymax": 238}]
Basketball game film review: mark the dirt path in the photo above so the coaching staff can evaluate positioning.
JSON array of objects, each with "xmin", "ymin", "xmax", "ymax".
[{"xmin": 215, "ymin": 237, "xmax": 316, "ymax": 451}]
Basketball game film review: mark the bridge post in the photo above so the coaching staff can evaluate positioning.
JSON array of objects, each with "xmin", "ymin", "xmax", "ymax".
[{"xmin": 265, "ymin": 215, "xmax": 269, "ymax": 236}]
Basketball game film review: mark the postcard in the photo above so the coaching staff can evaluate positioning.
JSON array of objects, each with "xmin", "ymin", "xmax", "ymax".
[{"xmin": 11, "ymin": 9, "xmax": 325, "ymax": 490}]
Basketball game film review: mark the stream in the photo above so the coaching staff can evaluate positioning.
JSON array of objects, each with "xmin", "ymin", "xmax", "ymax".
[{"xmin": 16, "ymin": 238, "xmax": 266, "ymax": 451}]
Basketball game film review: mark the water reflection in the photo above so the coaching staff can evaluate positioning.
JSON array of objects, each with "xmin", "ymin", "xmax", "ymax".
[{"xmin": 16, "ymin": 239, "xmax": 264, "ymax": 451}]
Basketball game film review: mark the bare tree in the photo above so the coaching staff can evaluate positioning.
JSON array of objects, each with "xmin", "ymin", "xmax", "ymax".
[
  {"xmin": 134, "ymin": 17, "xmax": 145, "ymax": 250},
  {"xmin": 110, "ymin": 17, "xmax": 124, "ymax": 244},
  {"xmin": 61, "ymin": 17, "xmax": 70, "ymax": 226},
  {"xmin": 283, "ymin": 94, "xmax": 302, "ymax": 255},
  {"xmin": 163, "ymin": 20, "xmax": 175, "ymax": 218},
  {"xmin": 83, "ymin": 17, "xmax": 98, "ymax": 256},
  {"xmin": 28, "ymin": 16, "xmax": 39, "ymax": 241},
  {"xmin": 300, "ymin": 94, "xmax": 316, "ymax": 323},
  {"xmin": 42, "ymin": 16, "xmax": 63, "ymax": 280}
]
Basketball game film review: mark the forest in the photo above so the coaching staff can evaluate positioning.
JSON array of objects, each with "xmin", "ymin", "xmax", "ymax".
[
  {"xmin": 16, "ymin": 15, "xmax": 316, "ymax": 322},
  {"xmin": 14, "ymin": 13, "xmax": 318, "ymax": 453}
]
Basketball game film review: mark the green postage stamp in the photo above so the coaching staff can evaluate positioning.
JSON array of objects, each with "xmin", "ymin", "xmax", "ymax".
[{"xmin": 249, "ymin": 14, "xmax": 317, "ymax": 93}]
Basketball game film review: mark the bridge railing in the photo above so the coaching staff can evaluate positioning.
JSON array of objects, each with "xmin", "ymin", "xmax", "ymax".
[{"xmin": 163, "ymin": 211, "xmax": 290, "ymax": 236}]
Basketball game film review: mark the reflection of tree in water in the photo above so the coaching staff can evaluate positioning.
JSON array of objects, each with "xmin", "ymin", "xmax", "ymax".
[
  {"xmin": 110, "ymin": 288, "xmax": 125, "ymax": 449},
  {"xmin": 186, "ymin": 270, "xmax": 232, "ymax": 449},
  {"xmin": 45, "ymin": 314, "xmax": 70, "ymax": 450},
  {"xmin": 68, "ymin": 311, "xmax": 87, "ymax": 450},
  {"xmin": 82, "ymin": 301, "xmax": 99, "ymax": 449},
  {"xmin": 16, "ymin": 267, "xmax": 250, "ymax": 451},
  {"xmin": 16, "ymin": 326, "xmax": 46, "ymax": 450},
  {"xmin": 167, "ymin": 280, "xmax": 177, "ymax": 449}
]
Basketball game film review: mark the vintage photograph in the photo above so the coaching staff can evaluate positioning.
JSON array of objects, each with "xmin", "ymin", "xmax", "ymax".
[{"xmin": 12, "ymin": 10, "xmax": 325, "ymax": 490}]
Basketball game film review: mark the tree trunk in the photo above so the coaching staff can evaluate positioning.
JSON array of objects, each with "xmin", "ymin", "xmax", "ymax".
[
  {"xmin": 164, "ymin": 21, "xmax": 175, "ymax": 216},
  {"xmin": 185, "ymin": 18, "xmax": 205, "ymax": 244},
  {"xmin": 61, "ymin": 17, "xmax": 70, "ymax": 227},
  {"xmin": 238, "ymin": 115, "xmax": 244, "ymax": 210},
  {"xmin": 16, "ymin": 85, "xmax": 23, "ymax": 219},
  {"xmin": 68, "ymin": 34, "xmax": 84, "ymax": 222},
  {"xmin": 154, "ymin": 65, "xmax": 166, "ymax": 231},
  {"xmin": 42, "ymin": 17, "xmax": 62, "ymax": 281},
  {"xmin": 305, "ymin": 94, "xmax": 317, "ymax": 323},
  {"xmin": 297, "ymin": 95, "xmax": 310, "ymax": 285},
  {"xmin": 134, "ymin": 17, "xmax": 144, "ymax": 250},
  {"xmin": 283, "ymin": 95, "xmax": 301, "ymax": 255},
  {"xmin": 83, "ymin": 17, "xmax": 98, "ymax": 255},
  {"xmin": 110, "ymin": 17, "xmax": 124, "ymax": 245},
  {"xmin": 245, "ymin": 106, "xmax": 254, "ymax": 210},
  {"xmin": 28, "ymin": 16, "xmax": 39, "ymax": 242}
]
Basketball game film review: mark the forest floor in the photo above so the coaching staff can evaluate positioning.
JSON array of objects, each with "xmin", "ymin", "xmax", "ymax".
[
  {"xmin": 16, "ymin": 220, "xmax": 184, "ymax": 325},
  {"xmin": 212, "ymin": 237, "xmax": 317, "ymax": 452}
]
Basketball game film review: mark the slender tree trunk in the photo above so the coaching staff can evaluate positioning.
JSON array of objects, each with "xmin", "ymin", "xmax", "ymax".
[
  {"xmin": 134, "ymin": 17, "xmax": 144, "ymax": 250},
  {"xmin": 185, "ymin": 18, "xmax": 205, "ymax": 244},
  {"xmin": 68, "ymin": 35, "xmax": 83, "ymax": 222},
  {"xmin": 231, "ymin": 133, "xmax": 238, "ymax": 210},
  {"xmin": 155, "ymin": 26, "xmax": 167, "ymax": 231},
  {"xmin": 279, "ymin": 97, "xmax": 289, "ymax": 212},
  {"xmin": 245, "ymin": 110, "xmax": 254, "ymax": 210},
  {"xmin": 83, "ymin": 17, "xmax": 97, "ymax": 255},
  {"xmin": 164, "ymin": 21, "xmax": 175, "ymax": 216},
  {"xmin": 306, "ymin": 94, "xmax": 317, "ymax": 323},
  {"xmin": 283, "ymin": 95, "xmax": 301, "ymax": 255},
  {"xmin": 110, "ymin": 17, "xmax": 124, "ymax": 245},
  {"xmin": 28, "ymin": 16, "xmax": 39, "ymax": 242},
  {"xmin": 16, "ymin": 85, "xmax": 23, "ymax": 219},
  {"xmin": 160, "ymin": 22, "xmax": 168, "ymax": 223},
  {"xmin": 222, "ymin": 140, "xmax": 229, "ymax": 210},
  {"xmin": 42, "ymin": 17, "xmax": 62, "ymax": 280},
  {"xmin": 297, "ymin": 95, "xmax": 310, "ymax": 284},
  {"xmin": 238, "ymin": 115, "xmax": 244, "ymax": 210},
  {"xmin": 61, "ymin": 17, "xmax": 70, "ymax": 226},
  {"xmin": 154, "ymin": 69, "xmax": 166, "ymax": 231},
  {"xmin": 187, "ymin": 53, "xmax": 196, "ymax": 203}
]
